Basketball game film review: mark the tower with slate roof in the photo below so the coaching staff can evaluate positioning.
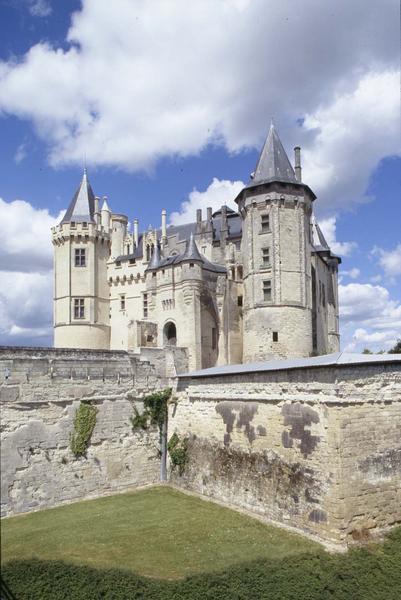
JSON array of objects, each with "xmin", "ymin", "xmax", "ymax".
[
  {"xmin": 235, "ymin": 122, "xmax": 340, "ymax": 361},
  {"xmin": 52, "ymin": 170, "xmax": 111, "ymax": 349},
  {"xmin": 52, "ymin": 124, "xmax": 340, "ymax": 365}
]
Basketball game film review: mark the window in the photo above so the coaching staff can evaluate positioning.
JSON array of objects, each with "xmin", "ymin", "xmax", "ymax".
[
  {"xmin": 70, "ymin": 221, "xmax": 76, "ymax": 229},
  {"xmin": 74, "ymin": 248, "xmax": 86, "ymax": 267},
  {"xmin": 129, "ymin": 258, "xmax": 136, "ymax": 265},
  {"xmin": 273, "ymin": 331, "xmax": 278, "ymax": 342},
  {"xmin": 189, "ymin": 263, "xmax": 194, "ymax": 268},
  {"xmin": 115, "ymin": 260, "xmax": 121, "ymax": 267},
  {"xmin": 212, "ymin": 327, "xmax": 217, "ymax": 350},
  {"xmin": 262, "ymin": 247, "xmax": 270, "ymax": 267},
  {"xmin": 237, "ymin": 265, "xmax": 243, "ymax": 280},
  {"xmin": 263, "ymin": 280, "xmax": 272, "ymax": 302},
  {"xmin": 82, "ymin": 222, "xmax": 88, "ymax": 229},
  {"xmin": 73, "ymin": 298, "xmax": 85, "ymax": 319},
  {"xmin": 120, "ymin": 295, "xmax": 126, "ymax": 310},
  {"xmin": 261, "ymin": 214, "xmax": 270, "ymax": 232},
  {"xmin": 237, "ymin": 295, "xmax": 243, "ymax": 307},
  {"xmin": 143, "ymin": 293, "xmax": 148, "ymax": 318}
]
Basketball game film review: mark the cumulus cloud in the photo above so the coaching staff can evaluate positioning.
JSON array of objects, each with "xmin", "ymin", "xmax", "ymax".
[
  {"xmin": 0, "ymin": 198, "xmax": 63, "ymax": 272},
  {"xmin": 169, "ymin": 178, "xmax": 244, "ymax": 225},
  {"xmin": 0, "ymin": 197, "xmax": 62, "ymax": 346},
  {"xmin": 14, "ymin": 142, "xmax": 28, "ymax": 164},
  {"xmin": 28, "ymin": 0, "xmax": 52, "ymax": 18},
  {"xmin": 372, "ymin": 243, "xmax": 401, "ymax": 279},
  {"xmin": 318, "ymin": 217, "xmax": 356, "ymax": 257},
  {"xmin": 339, "ymin": 282, "xmax": 401, "ymax": 352},
  {"xmin": 0, "ymin": 0, "xmax": 399, "ymax": 213}
]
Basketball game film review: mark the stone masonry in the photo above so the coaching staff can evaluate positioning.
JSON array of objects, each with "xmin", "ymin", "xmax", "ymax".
[
  {"xmin": 0, "ymin": 346, "xmax": 186, "ymax": 517},
  {"xmin": 169, "ymin": 356, "xmax": 401, "ymax": 547}
]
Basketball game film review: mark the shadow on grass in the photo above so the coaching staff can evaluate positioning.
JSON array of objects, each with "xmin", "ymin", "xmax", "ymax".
[{"xmin": 2, "ymin": 528, "xmax": 401, "ymax": 600}]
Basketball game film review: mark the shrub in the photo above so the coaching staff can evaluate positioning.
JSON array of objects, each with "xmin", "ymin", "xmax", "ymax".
[{"xmin": 70, "ymin": 402, "xmax": 97, "ymax": 458}]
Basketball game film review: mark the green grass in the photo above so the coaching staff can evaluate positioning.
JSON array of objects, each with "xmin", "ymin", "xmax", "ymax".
[
  {"xmin": 1, "ymin": 486, "xmax": 401, "ymax": 600},
  {"xmin": 1, "ymin": 486, "xmax": 318, "ymax": 579}
]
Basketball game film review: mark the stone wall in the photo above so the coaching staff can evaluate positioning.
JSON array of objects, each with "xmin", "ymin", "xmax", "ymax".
[
  {"xmin": 169, "ymin": 358, "xmax": 401, "ymax": 546},
  {"xmin": 0, "ymin": 347, "xmax": 171, "ymax": 517}
]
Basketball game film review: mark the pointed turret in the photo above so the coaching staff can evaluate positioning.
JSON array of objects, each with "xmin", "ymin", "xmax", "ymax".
[
  {"xmin": 61, "ymin": 169, "xmax": 96, "ymax": 224},
  {"xmin": 182, "ymin": 233, "xmax": 203, "ymax": 262},
  {"xmin": 147, "ymin": 243, "xmax": 161, "ymax": 271},
  {"xmin": 251, "ymin": 123, "xmax": 297, "ymax": 184},
  {"xmin": 311, "ymin": 215, "xmax": 330, "ymax": 251}
]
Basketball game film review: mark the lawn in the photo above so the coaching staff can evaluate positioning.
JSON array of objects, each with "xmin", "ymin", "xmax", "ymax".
[{"xmin": 1, "ymin": 486, "xmax": 401, "ymax": 600}]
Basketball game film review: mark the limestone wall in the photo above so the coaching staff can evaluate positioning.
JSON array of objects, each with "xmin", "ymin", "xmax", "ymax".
[
  {"xmin": 169, "ymin": 360, "xmax": 401, "ymax": 546},
  {"xmin": 0, "ymin": 347, "xmax": 169, "ymax": 517}
]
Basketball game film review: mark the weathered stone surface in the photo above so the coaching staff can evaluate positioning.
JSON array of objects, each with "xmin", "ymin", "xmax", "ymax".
[
  {"xmin": 0, "ymin": 348, "xmax": 171, "ymax": 517},
  {"xmin": 170, "ymin": 361, "xmax": 401, "ymax": 546}
]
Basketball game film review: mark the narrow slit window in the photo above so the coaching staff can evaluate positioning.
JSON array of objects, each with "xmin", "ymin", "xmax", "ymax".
[
  {"xmin": 273, "ymin": 331, "xmax": 278, "ymax": 342},
  {"xmin": 143, "ymin": 293, "xmax": 148, "ymax": 318},
  {"xmin": 120, "ymin": 295, "xmax": 126, "ymax": 310}
]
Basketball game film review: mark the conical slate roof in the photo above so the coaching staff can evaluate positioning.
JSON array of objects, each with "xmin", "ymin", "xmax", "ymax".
[
  {"xmin": 311, "ymin": 216, "xmax": 330, "ymax": 251},
  {"xmin": 251, "ymin": 123, "xmax": 297, "ymax": 184},
  {"xmin": 146, "ymin": 243, "xmax": 161, "ymax": 270},
  {"xmin": 181, "ymin": 233, "xmax": 203, "ymax": 262},
  {"xmin": 61, "ymin": 169, "xmax": 96, "ymax": 224}
]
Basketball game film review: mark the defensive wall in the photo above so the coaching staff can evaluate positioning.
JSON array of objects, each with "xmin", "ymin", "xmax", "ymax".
[
  {"xmin": 1, "ymin": 347, "xmax": 400, "ymax": 549},
  {"xmin": 0, "ymin": 346, "xmax": 187, "ymax": 517},
  {"xmin": 170, "ymin": 354, "xmax": 401, "ymax": 547}
]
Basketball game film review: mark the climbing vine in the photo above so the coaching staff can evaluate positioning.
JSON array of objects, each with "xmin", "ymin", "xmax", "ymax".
[
  {"xmin": 130, "ymin": 388, "xmax": 172, "ymax": 440},
  {"xmin": 70, "ymin": 401, "xmax": 97, "ymax": 458},
  {"xmin": 167, "ymin": 433, "xmax": 189, "ymax": 475}
]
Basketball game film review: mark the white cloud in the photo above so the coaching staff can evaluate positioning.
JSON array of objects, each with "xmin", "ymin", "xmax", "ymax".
[
  {"xmin": 0, "ymin": 0, "xmax": 399, "ymax": 214},
  {"xmin": 14, "ymin": 142, "xmax": 27, "ymax": 164},
  {"xmin": 28, "ymin": 0, "xmax": 52, "ymax": 18},
  {"xmin": 0, "ymin": 198, "xmax": 62, "ymax": 346},
  {"xmin": 169, "ymin": 178, "xmax": 244, "ymax": 225},
  {"xmin": 372, "ymin": 244, "xmax": 401, "ymax": 279},
  {"xmin": 339, "ymin": 282, "xmax": 401, "ymax": 352},
  {"xmin": 302, "ymin": 70, "xmax": 400, "ymax": 213},
  {"xmin": 318, "ymin": 217, "xmax": 356, "ymax": 257},
  {"xmin": 341, "ymin": 268, "xmax": 360, "ymax": 280},
  {"xmin": 0, "ymin": 198, "xmax": 63, "ymax": 273}
]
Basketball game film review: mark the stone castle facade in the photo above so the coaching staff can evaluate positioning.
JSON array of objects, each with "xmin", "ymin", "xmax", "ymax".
[{"xmin": 52, "ymin": 124, "xmax": 340, "ymax": 370}]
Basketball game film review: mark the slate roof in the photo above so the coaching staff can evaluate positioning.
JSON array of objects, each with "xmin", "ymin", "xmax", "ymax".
[
  {"xmin": 251, "ymin": 123, "xmax": 297, "ymax": 185},
  {"xmin": 61, "ymin": 169, "xmax": 95, "ymax": 224},
  {"xmin": 179, "ymin": 352, "xmax": 401, "ymax": 378}
]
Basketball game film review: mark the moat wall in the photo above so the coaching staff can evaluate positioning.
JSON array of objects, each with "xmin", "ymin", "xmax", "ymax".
[
  {"xmin": 169, "ymin": 359, "xmax": 401, "ymax": 546},
  {"xmin": 1, "ymin": 347, "xmax": 400, "ymax": 548},
  {"xmin": 0, "ymin": 346, "xmax": 187, "ymax": 517}
]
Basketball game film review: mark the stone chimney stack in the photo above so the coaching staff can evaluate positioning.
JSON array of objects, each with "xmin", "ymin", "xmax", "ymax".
[
  {"xmin": 133, "ymin": 219, "xmax": 139, "ymax": 247},
  {"xmin": 206, "ymin": 206, "xmax": 213, "ymax": 233},
  {"xmin": 161, "ymin": 209, "xmax": 167, "ymax": 245},
  {"xmin": 294, "ymin": 146, "xmax": 302, "ymax": 182},
  {"xmin": 94, "ymin": 196, "xmax": 101, "ymax": 226},
  {"xmin": 196, "ymin": 209, "xmax": 202, "ymax": 233}
]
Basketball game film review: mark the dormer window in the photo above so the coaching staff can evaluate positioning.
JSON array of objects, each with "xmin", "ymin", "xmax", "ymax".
[
  {"xmin": 70, "ymin": 222, "xmax": 76, "ymax": 229},
  {"xmin": 115, "ymin": 260, "xmax": 121, "ymax": 267},
  {"xmin": 82, "ymin": 222, "xmax": 88, "ymax": 229},
  {"xmin": 74, "ymin": 248, "xmax": 86, "ymax": 267}
]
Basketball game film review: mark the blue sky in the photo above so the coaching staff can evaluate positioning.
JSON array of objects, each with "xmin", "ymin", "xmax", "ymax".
[{"xmin": 0, "ymin": 0, "xmax": 400, "ymax": 352}]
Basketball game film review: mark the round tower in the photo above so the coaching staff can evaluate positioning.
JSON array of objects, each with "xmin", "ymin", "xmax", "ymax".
[
  {"xmin": 236, "ymin": 124, "xmax": 315, "ymax": 361},
  {"xmin": 52, "ymin": 170, "xmax": 111, "ymax": 349}
]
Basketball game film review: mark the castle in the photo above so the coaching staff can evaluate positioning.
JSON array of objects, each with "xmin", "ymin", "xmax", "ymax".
[{"xmin": 52, "ymin": 124, "xmax": 341, "ymax": 370}]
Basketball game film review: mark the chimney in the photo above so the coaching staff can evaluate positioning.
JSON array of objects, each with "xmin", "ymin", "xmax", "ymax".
[
  {"xmin": 196, "ymin": 209, "xmax": 202, "ymax": 234},
  {"xmin": 94, "ymin": 196, "xmax": 100, "ymax": 225},
  {"xmin": 221, "ymin": 205, "xmax": 228, "ymax": 232},
  {"xmin": 294, "ymin": 146, "xmax": 302, "ymax": 182},
  {"xmin": 206, "ymin": 206, "xmax": 213, "ymax": 233},
  {"xmin": 133, "ymin": 218, "xmax": 139, "ymax": 247},
  {"xmin": 161, "ymin": 209, "xmax": 167, "ymax": 244}
]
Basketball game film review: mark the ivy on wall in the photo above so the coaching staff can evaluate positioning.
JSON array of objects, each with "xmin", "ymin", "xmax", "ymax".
[
  {"xmin": 70, "ymin": 401, "xmax": 97, "ymax": 458},
  {"xmin": 130, "ymin": 388, "xmax": 172, "ymax": 440},
  {"xmin": 168, "ymin": 433, "xmax": 189, "ymax": 476}
]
